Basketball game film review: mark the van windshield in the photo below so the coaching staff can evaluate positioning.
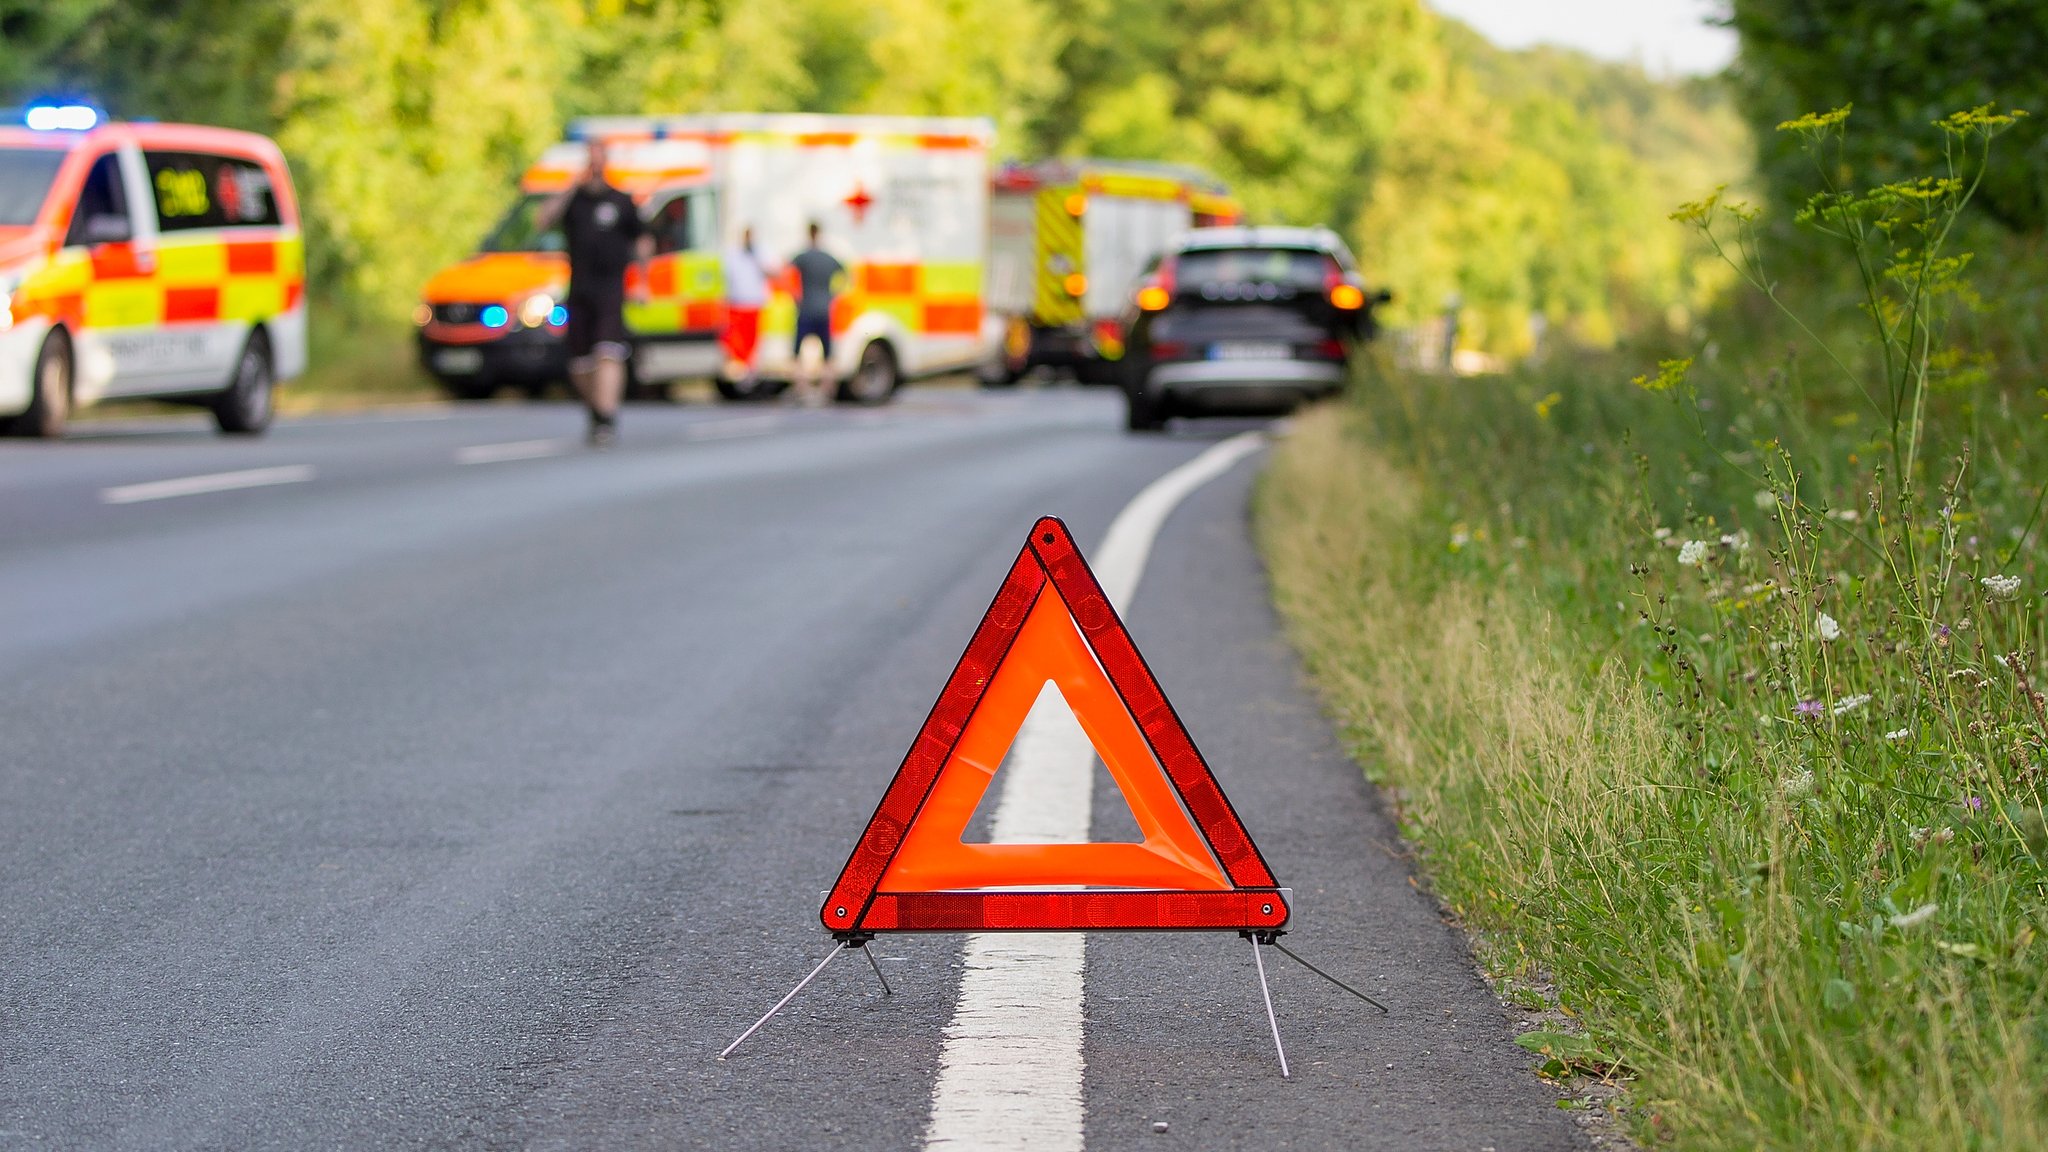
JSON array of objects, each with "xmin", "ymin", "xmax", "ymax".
[
  {"xmin": 0, "ymin": 148, "xmax": 69, "ymax": 227},
  {"xmin": 480, "ymin": 192, "xmax": 567, "ymax": 254}
]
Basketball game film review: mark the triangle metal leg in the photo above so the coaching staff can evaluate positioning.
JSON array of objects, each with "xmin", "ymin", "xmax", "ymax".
[
  {"xmin": 1269, "ymin": 939, "xmax": 1389, "ymax": 1014},
  {"xmin": 720, "ymin": 942, "xmax": 847, "ymax": 1060},
  {"xmin": 860, "ymin": 942, "xmax": 894, "ymax": 996},
  {"xmin": 1251, "ymin": 935, "xmax": 1290, "ymax": 1078}
]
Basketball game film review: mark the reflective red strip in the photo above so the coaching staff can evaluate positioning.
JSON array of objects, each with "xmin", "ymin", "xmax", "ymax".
[
  {"xmin": 684, "ymin": 300, "xmax": 725, "ymax": 329},
  {"xmin": 861, "ymin": 890, "xmax": 1288, "ymax": 932},
  {"xmin": 225, "ymin": 241, "xmax": 275, "ymax": 276},
  {"xmin": 90, "ymin": 245, "xmax": 150, "ymax": 280},
  {"xmin": 923, "ymin": 301, "xmax": 981, "ymax": 335},
  {"xmin": 163, "ymin": 286, "xmax": 219, "ymax": 322},
  {"xmin": 284, "ymin": 281, "xmax": 304, "ymax": 310},
  {"xmin": 861, "ymin": 264, "xmax": 918, "ymax": 294},
  {"xmin": 918, "ymin": 134, "xmax": 980, "ymax": 150},
  {"xmin": 647, "ymin": 261, "xmax": 677, "ymax": 296}
]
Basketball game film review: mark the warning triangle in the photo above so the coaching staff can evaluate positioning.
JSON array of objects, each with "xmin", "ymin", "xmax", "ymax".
[{"xmin": 822, "ymin": 516, "xmax": 1288, "ymax": 936}]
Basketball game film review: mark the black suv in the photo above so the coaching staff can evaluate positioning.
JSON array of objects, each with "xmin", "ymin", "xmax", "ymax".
[{"xmin": 1117, "ymin": 227, "xmax": 1384, "ymax": 431}]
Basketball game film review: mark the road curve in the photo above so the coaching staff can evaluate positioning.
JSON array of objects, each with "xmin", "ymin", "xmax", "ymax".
[{"xmin": 0, "ymin": 389, "xmax": 1586, "ymax": 1150}]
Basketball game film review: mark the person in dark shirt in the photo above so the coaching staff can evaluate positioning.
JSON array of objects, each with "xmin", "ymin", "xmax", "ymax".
[
  {"xmin": 557, "ymin": 138, "xmax": 647, "ymax": 445},
  {"xmin": 788, "ymin": 222, "xmax": 845, "ymax": 405}
]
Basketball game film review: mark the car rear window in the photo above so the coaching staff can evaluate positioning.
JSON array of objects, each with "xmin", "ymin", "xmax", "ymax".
[
  {"xmin": 1176, "ymin": 247, "xmax": 1334, "ymax": 290},
  {"xmin": 0, "ymin": 148, "xmax": 69, "ymax": 227}
]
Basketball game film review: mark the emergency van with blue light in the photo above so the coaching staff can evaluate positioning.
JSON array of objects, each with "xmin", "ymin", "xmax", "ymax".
[
  {"xmin": 0, "ymin": 104, "xmax": 306, "ymax": 437},
  {"xmin": 416, "ymin": 113, "xmax": 995, "ymax": 405}
]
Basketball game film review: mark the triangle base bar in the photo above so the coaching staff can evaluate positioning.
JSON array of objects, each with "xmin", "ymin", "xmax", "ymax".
[{"xmin": 842, "ymin": 888, "xmax": 1289, "ymax": 934}]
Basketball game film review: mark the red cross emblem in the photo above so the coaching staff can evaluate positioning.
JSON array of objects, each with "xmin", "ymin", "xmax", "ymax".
[{"xmin": 844, "ymin": 183, "xmax": 875, "ymax": 224}]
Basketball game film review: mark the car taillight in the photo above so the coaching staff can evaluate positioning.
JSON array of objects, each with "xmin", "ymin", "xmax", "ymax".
[
  {"xmin": 1309, "ymin": 339, "xmax": 1346, "ymax": 359},
  {"xmin": 1150, "ymin": 340, "xmax": 1188, "ymax": 359},
  {"xmin": 1324, "ymin": 259, "xmax": 1365, "ymax": 309}
]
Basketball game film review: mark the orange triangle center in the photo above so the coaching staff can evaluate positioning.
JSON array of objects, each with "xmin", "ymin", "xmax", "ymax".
[{"xmin": 879, "ymin": 588, "xmax": 1231, "ymax": 892}]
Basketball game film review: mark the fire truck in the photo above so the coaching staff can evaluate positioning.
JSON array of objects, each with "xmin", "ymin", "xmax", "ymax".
[
  {"xmin": 984, "ymin": 159, "xmax": 1240, "ymax": 385},
  {"xmin": 416, "ymin": 113, "xmax": 995, "ymax": 404}
]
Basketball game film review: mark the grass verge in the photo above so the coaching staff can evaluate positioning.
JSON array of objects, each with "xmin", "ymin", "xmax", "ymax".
[{"xmin": 1257, "ymin": 391, "xmax": 2046, "ymax": 1148}]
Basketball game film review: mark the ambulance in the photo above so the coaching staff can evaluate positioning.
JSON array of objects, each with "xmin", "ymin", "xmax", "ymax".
[
  {"xmin": 0, "ymin": 104, "xmax": 305, "ymax": 437},
  {"xmin": 416, "ymin": 113, "xmax": 995, "ymax": 404},
  {"xmin": 986, "ymin": 159, "xmax": 1241, "ymax": 384}
]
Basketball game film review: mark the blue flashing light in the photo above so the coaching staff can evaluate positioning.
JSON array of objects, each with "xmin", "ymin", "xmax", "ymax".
[
  {"xmin": 24, "ymin": 104, "xmax": 100, "ymax": 131},
  {"xmin": 548, "ymin": 305, "xmax": 568, "ymax": 326},
  {"xmin": 480, "ymin": 305, "xmax": 509, "ymax": 328}
]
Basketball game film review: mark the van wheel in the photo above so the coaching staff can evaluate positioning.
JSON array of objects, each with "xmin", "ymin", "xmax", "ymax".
[
  {"xmin": 214, "ymin": 330, "xmax": 275, "ymax": 435},
  {"xmin": 838, "ymin": 341, "xmax": 898, "ymax": 405},
  {"xmin": 8, "ymin": 329, "xmax": 73, "ymax": 439}
]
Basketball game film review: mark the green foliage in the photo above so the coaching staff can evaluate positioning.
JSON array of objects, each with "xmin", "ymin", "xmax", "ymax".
[
  {"xmin": 1730, "ymin": 0, "xmax": 2048, "ymax": 232},
  {"xmin": 4, "ymin": 0, "xmax": 1745, "ymax": 348}
]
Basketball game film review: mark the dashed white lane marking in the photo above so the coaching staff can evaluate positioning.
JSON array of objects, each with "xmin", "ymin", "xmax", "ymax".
[
  {"xmin": 100, "ymin": 465, "xmax": 317, "ymax": 505},
  {"xmin": 685, "ymin": 415, "xmax": 783, "ymax": 441},
  {"xmin": 455, "ymin": 439, "xmax": 568, "ymax": 465},
  {"xmin": 921, "ymin": 430, "xmax": 1266, "ymax": 1152}
]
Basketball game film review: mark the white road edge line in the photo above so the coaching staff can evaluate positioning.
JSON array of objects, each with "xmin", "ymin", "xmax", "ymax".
[
  {"xmin": 921, "ymin": 430, "xmax": 1266, "ymax": 1152},
  {"xmin": 456, "ymin": 439, "xmax": 569, "ymax": 465},
  {"xmin": 100, "ymin": 465, "xmax": 317, "ymax": 505}
]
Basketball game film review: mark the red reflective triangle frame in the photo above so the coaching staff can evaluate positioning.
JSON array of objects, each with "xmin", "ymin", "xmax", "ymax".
[{"xmin": 821, "ymin": 516, "xmax": 1288, "ymax": 935}]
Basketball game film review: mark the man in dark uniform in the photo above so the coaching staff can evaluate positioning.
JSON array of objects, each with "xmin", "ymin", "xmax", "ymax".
[
  {"xmin": 789, "ymin": 221, "xmax": 845, "ymax": 405},
  {"xmin": 559, "ymin": 138, "xmax": 647, "ymax": 445}
]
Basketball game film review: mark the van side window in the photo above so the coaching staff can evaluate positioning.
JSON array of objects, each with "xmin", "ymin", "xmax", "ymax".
[
  {"xmin": 145, "ymin": 151, "xmax": 281, "ymax": 231},
  {"xmin": 64, "ymin": 152, "xmax": 130, "ymax": 247},
  {"xmin": 649, "ymin": 195, "xmax": 692, "ymax": 256},
  {"xmin": 648, "ymin": 190, "xmax": 717, "ymax": 255}
]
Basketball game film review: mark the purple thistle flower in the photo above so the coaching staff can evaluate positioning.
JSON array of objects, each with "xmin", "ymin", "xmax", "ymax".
[
  {"xmin": 1965, "ymin": 795, "xmax": 1985, "ymax": 812},
  {"xmin": 1795, "ymin": 699, "xmax": 1824, "ymax": 719}
]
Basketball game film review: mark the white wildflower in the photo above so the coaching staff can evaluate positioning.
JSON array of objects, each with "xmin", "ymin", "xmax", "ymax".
[
  {"xmin": 1827, "ymin": 508, "xmax": 1861, "ymax": 523},
  {"xmin": 1754, "ymin": 490, "xmax": 1778, "ymax": 510},
  {"xmin": 1678, "ymin": 540, "xmax": 1708, "ymax": 566},
  {"xmin": 1994, "ymin": 654, "xmax": 2010, "ymax": 668},
  {"xmin": 1653, "ymin": 526, "xmax": 1673, "ymax": 541},
  {"xmin": 1780, "ymin": 770, "xmax": 1816, "ymax": 800},
  {"xmin": 1816, "ymin": 611, "xmax": 1842, "ymax": 642},
  {"xmin": 1889, "ymin": 903, "xmax": 1939, "ymax": 930},
  {"xmin": 1884, "ymin": 728, "xmax": 1911, "ymax": 741},
  {"xmin": 1982, "ymin": 574, "xmax": 2022, "ymax": 600},
  {"xmin": 1720, "ymin": 532, "xmax": 1751, "ymax": 553},
  {"xmin": 1832, "ymin": 693, "xmax": 1871, "ymax": 715},
  {"xmin": 1908, "ymin": 827, "xmax": 1955, "ymax": 850}
]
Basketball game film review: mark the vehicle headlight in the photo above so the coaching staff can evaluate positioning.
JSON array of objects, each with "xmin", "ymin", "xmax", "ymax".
[
  {"xmin": 412, "ymin": 303, "xmax": 433, "ymax": 327},
  {"xmin": 519, "ymin": 293, "xmax": 556, "ymax": 329}
]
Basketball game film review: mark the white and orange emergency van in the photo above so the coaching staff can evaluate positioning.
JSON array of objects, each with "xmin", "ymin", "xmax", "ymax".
[
  {"xmin": 416, "ymin": 113, "xmax": 995, "ymax": 404},
  {"xmin": 0, "ymin": 105, "xmax": 306, "ymax": 437}
]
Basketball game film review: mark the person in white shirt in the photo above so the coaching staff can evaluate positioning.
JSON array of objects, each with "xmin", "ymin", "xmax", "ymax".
[{"xmin": 721, "ymin": 227, "xmax": 770, "ymax": 392}]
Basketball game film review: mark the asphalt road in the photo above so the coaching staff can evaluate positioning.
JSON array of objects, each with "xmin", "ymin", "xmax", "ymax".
[{"xmin": 0, "ymin": 389, "xmax": 1588, "ymax": 1150}]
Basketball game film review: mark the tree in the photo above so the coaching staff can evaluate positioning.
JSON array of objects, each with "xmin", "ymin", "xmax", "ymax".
[{"xmin": 1729, "ymin": 0, "xmax": 2048, "ymax": 232}]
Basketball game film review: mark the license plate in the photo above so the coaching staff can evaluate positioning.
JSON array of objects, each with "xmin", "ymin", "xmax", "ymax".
[
  {"xmin": 1208, "ymin": 342, "xmax": 1291, "ymax": 361},
  {"xmin": 435, "ymin": 348, "xmax": 484, "ymax": 374}
]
